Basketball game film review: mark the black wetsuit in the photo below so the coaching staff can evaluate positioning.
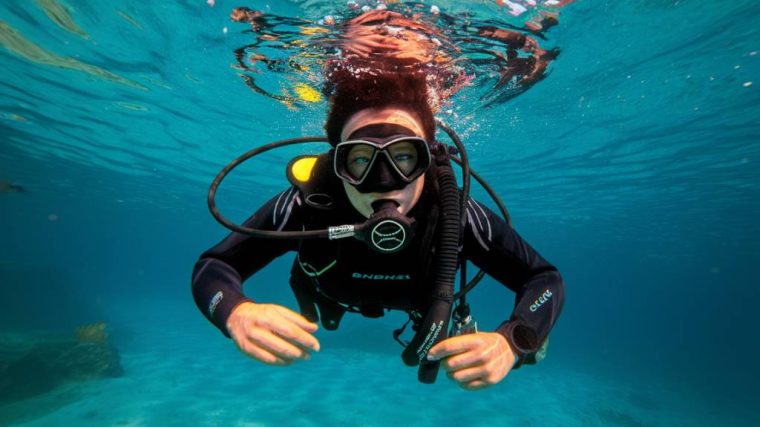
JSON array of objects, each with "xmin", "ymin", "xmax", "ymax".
[{"xmin": 192, "ymin": 184, "xmax": 564, "ymax": 362}]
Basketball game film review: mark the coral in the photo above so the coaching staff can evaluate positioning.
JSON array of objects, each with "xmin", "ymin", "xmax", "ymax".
[
  {"xmin": 74, "ymin": 322, "xmax": 108, "ymax": 343},
  {"xmin": 0, "ymin": 329, "xmax": 123, "ymax": 405}
]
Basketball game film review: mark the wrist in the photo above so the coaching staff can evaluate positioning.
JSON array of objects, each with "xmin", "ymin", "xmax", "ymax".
[
  {"xmin": 496, "ymin": 321, "xmax": 539, "ymax": 368},
  {"xmin": 219, "ymin": 298, "xmax": 255, "ymax": 338},
  {"xmin": 493, "ymin": 332, "xmax": 520, "ymax": 368}
]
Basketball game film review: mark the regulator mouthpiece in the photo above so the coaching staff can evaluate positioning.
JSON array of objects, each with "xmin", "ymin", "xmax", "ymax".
[{"xmin": 356, "ymin": 200, "xmax": 414, "ymax": 253}]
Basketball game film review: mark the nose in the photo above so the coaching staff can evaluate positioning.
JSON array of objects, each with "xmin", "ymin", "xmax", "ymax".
[{"xmin": 366, "ymin": 157, "xmax": 405, "ymax": 193}]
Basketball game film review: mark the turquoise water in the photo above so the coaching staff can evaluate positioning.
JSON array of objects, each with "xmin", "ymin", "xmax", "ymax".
[{"xmin": 1, "ymin": 1, "xmax": 758, "ymax": 426}]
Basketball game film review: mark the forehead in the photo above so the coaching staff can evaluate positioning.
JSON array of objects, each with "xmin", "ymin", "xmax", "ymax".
[
  {"xmin": 340, "ymin": 107, "xmax": 424, "ymax": 141},
  {"xmin": 347, "ymin": 123, "xmax": 418, "ymax": 140}
]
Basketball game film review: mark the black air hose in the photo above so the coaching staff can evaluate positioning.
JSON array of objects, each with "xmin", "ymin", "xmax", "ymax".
[{"xmin": 401, "ymin": 154, "xmax": 461, "ymax": 383}]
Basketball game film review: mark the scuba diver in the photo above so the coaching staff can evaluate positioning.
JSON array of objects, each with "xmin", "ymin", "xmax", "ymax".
[{"xmin": 192, "ymin": 9, "xmax": 564, "ymax": 390}]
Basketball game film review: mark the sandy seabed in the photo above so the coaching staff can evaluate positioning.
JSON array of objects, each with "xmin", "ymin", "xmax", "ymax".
[{"xmin": 1, "ymin": 305, "xmax": 756, "ymax": 427}]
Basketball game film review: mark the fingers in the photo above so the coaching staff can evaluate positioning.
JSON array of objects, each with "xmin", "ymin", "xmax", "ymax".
[
  {"xmin": 267, "ymin": 316, "xmax": 320, "ymax": 353},
  {"xmin": 242, "ymin": 326, "xmax": 312, "ymax": 363},
  {"xmin": 273, "ymin": 305, "xmax": 319, "ymax": 335},
  {"xmin": 460, "ymin": 379, "xmax": 491, "ymax": 391},
  {"xmin": 427, "ymin": 334, "xmax": 479, "ymax": 361},
  {"xmin": 432, "ymin": 333, "xmax": 514, "ymax": 390},
  {"xmin": 441, "ymin": 336, "xmax": 505, "ymax": 370},
  {"xmin": 228, "ymin": 303, "xmax": 321, "ymax": 365},
  {"xmin": 270, "ymin": 306, "xmax": 320, "ymax": 353},
  {"xmin": 447, "ymin": 365, "xmax": 486, "ymax": 383},
  {"xmin": 235, "ymin": 339, "xmax": 293, "ymax": 366},
  {"xmin": 441, "ymin": 347, "xmax": 488, "ymax": 371},
  {"xmin": 445, "ymin": 364, "xmax": 502, "ymax": 391}
]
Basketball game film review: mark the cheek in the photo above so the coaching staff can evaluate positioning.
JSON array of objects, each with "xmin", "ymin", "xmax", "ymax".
[
  {"xmin": 399, "ymin": 191, "xmax": 415, "ymax": 207},
  {"xmin": 398, "ymin": 177, "xmax": 425, "ymax": 214},
  {"xmin": 343, "ymin": 181, "xmax": 374, "ymax": 218},
  {"xmin": 358, "ymin": 194, "xmax": 374, "ymax": 209}
]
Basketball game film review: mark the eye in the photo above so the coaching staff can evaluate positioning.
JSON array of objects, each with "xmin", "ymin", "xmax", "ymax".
[
  {"xmin": 350, "ymin": 156, "xmax": 371, "ymax": 165},
  {"xmin": 346, "ymin": 145, "xmax": 374, "ymax": 179},
  {"xmin": 388, "ymin": 142, "xmax": 419, "ymax": 175},
  {"xmin": 348, "ymin": 147, "xmax": 373, "ymax": 165}
]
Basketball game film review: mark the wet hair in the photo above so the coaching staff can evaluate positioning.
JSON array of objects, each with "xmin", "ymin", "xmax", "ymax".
[{"xmin": 323, "ymin": 64, "xmax": 436, "ymax": 145}]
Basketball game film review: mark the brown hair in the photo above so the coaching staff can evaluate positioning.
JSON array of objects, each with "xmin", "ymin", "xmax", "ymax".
[
  {"xmin": 324, "ymin": 68, "xmax": 436, "ymax": 145},
  {"xmin": 323, "ymin": 11, "xmax": 441, "ymax": 145}
]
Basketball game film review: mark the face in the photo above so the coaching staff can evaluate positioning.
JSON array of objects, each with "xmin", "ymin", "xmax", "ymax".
[
  {"xmin": 342, "ymin": 175, "xmax": 425, "ymax": 218},
  {"xmin": 339, "ymin": 107, "xmax": 428, "ymax": 218},
  {"xmin": 345, "ymin": 140, "xmax": 420, "ymax": 180}
]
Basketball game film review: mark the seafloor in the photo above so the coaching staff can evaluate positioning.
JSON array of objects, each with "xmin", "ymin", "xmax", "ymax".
[{"xmin": 0, "ymin": 302, "xmax": 753, "ymax": 427}]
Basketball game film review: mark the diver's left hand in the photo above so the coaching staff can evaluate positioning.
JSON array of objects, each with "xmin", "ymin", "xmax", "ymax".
[{"xmin": 426, "ymin": 332, "xmax": 515, "ymax": 391}]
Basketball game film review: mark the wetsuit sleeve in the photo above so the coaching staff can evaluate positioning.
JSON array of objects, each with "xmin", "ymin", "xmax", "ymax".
[
  {"xmin": 191, "ymin": 187, "xmax": 302, "ymax": 337},
  {"xmin": 462, "ymin": 199, "xmax": 565, "ymax": 364}
]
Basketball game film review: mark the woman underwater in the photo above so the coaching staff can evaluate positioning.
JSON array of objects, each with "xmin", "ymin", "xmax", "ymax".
[{"xmin": 192, "ymin": 10, "xmax": 565, "ymax": 390}]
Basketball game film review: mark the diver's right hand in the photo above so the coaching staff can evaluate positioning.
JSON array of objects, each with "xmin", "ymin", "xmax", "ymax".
[{"xmin": 226, "ymin": 302, "xmax": 320, "ymax": 366}]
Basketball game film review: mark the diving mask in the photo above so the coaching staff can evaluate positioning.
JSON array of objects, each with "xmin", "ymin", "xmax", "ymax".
[{"xmin": 333, "ymin": 135, "xmax": 431, "ymax": 193}]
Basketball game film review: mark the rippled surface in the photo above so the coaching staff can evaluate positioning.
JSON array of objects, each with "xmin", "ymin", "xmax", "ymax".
[
  {"xmin": 2, "ymin": 1, "xmax": 757, "ymax": 241},
  {"xmin": 1, "ymin": 1, "xmax": 759, "ymax": 425}
]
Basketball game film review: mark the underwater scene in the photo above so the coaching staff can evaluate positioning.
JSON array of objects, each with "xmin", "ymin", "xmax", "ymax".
[{"xmin": 1, "ymin": 0, "xmax": 758, "ymax": 426}]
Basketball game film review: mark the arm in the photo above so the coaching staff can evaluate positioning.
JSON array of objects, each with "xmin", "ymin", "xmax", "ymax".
[
  {"xmin": 191, "ymin": 187, "xmax": 302, "ymax": 336},
  {"xmin": 463, "ymin": 198, "xmax": 565, "ymax": 360},
  {"xmin": 192, "ymin": 187, "xmax": 320, "ymax": 365}
]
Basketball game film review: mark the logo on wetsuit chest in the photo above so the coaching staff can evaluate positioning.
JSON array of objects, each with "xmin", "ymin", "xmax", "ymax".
[{"xmin": 352, "ymin": 272, "xmax": 412, "ymax": 281}]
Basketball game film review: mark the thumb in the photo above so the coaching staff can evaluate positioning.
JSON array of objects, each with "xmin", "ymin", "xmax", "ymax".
[{"xmin": 427, "ymin": 335, "xmax": 474, "ymax": 361}]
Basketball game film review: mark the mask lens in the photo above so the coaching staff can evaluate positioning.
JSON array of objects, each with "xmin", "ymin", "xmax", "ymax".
[
  {"xmin": 387, "ymin": 140, "xmax": 420, "ymax": 177},
  {"xmin": 345, "ymin": 144, "xmax": 376, "ymax": 181},
  {"xmin": 334, "ymin": 136, "xmax": 430, "ymax": 186}
]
